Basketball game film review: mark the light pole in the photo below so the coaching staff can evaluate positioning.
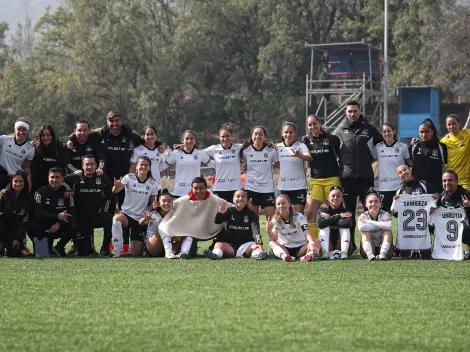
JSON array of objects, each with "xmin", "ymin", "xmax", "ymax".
[{"xmin": 383, "ymin": 0, "xmax": 389, "ymax": 123}]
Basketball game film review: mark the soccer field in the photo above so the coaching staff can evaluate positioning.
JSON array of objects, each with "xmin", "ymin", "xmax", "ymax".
[{"xmin": 1, "ymin": 227, "xmax": 469, "ymax": 351}]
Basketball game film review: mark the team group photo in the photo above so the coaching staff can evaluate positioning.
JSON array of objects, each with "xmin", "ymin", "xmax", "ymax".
[{"xmin": 1, "ymin": 0, "xmax": 470, "ymax": 351}]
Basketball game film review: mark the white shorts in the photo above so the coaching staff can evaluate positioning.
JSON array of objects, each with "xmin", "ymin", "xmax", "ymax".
[{"xmin": 236, "ymin": 241, "xmax": 256, "ymax": 258}]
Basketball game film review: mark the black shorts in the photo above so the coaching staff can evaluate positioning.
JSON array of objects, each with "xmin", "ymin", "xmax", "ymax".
[
  {"xmin": 379, "ymin": 190, "xmax": 396, "ymax": 212},
  {"xmin": 246, "ymin": 190, "xmax": 275, "ymax": 209},
  {"xmin": 286, "ymin": 245, "xmax": 304, "ymax": 258},
  {"xmin": 123, "ymin": 214, "xmax": 147, "ymax": 242},
  {"xmin": 213, "ymin": 190, "xmax": 236, "ymax": 203},
  {"xmin": 278, "ymin": 189, "xmax": 307, "ymax": 205}
]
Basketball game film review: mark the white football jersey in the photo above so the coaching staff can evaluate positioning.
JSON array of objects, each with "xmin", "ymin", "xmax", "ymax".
[
  {"xmin": 273, "ymin": 212, "xmax": 309, "ymax": 248},
  {"xmin": 373, "ymin": 141, "xmax": 410, "ymax": 191},
  {"xmin": 430, "ymin": 207, "xmax": 466, "ymax": 261},
  {"xmin": 165, "ymin": 148, "xmax": 210, "ymax": 196},
  {"xmin": 0, "ymin": 136, "xmax": 35, "ymax": 174},
  {"xmin": 276, "ymin": 141, "xmax": 309, "ymax": 191},
  {"xmin": 130, "ymin": 145, "xmax": 167, "ymax": 190},
  {"xmin": 392, "ymin": 194, "xmax": 435, "ymax": 250},
  {"xmin": 241, "ymin": 145, "xmax": 279, "ymax": 193},
  {"xmin": 146, "ymin": 210, "xmax": 165, "ymax": 240},
  {"xmin": 357, "ymin": 210, "xmax": 392, "ymax": 246},
  {"xmin": 204, "ymin": 143, "xmax": 242, "ymax": 191},
  {"xmin": 120, "ymin": 173, "xmax": 159, "ymax": 221}
]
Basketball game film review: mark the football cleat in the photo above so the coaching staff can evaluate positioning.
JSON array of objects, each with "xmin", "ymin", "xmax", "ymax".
[
  {"xmin": 378, "ymin": 254, "xmax": 387, "ymax": 261},
  {"xmin": 21, "ymin": 247, "xmax": 33, "ymax": 257},
  {"xmin": 320, "ymin": 252, "xmax": 329, "ymax": 260},
  {"xmin": 340, "ymin": 251, "xmax": 348, "ymax": 260},
  {"xmin": 205, "ymin": 251, "xmax": 222, "ymax": 260},
  {"xmin": 179, "ymin": 251, "xmax": 189, "ymax": 259},
  {"xmin": 367, "ymin": 252, "xmax": 376, "ymax": 261},
  {"xmin": 251, "ymin": 251, "xmax": 267, "ymax": 260},
  {"xmin": 112, "ymin": 251, "xmax": 123, "ymax": 258},
  {"xmin": 284, "ymin": 255, "xmax": 295, "ymax": 262}
]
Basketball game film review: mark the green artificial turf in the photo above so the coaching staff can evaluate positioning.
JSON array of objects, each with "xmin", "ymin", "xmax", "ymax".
[{"xmin": 0, "ymin": 222, "xmax": 468, "ymax": 352}]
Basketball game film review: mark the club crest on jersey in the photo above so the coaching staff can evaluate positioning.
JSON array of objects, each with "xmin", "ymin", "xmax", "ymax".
[
  {"xmin": 96, "ymin": 178, "xmax": 101, "ymax": 185},
  {"xmin": 22, "ymin": 149, "xmax": 26, "ymax": 154},
  {"xmin": 122, "ymin": 137, "xmax": 127, "ymax": 143},
  {"xmin": 58, "ymin": 198, "xmax": 64, "ymax": 206},
  {"xmin": 264, "ymin": 153, "xmax": 268, "ymax": 158},
  {"xmin": 432, "ymin": 149, "xmax": 438, "ymax": 157},
  {"xmin": 146, "ymin": 185, "xmax": 150, "ymax": 190},
  {"xmin": 244, "ymin": 215, "xmax": 249, "ymax": 223},
  {"xmin": 460, "ymin": 136, "xmax": 465, "ymax": 141},
  {"xmin": 86, "ymin": 146, "xmax": 92, "ymax": 152},
  {"xmin": 231, "ymin": 149, "xmax": 236, "ymax": 154},
  {"xmin": 395, "ymin": 148, "xmax": 400, "ymax": 153},
  {"xmin": 323, "ymin": 139, "xmax": 329, "ymax": 146},
  {"xmin": 194, "ymin": 155, "xmax": 198, "ymax": 160}
]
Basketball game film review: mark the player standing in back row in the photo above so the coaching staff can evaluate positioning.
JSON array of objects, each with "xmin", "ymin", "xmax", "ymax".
[{"xmin": 333, "ymin": 100, "xmax": 383, "ymax": 251}]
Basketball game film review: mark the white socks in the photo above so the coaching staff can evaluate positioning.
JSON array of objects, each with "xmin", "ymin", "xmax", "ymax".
[
  {"xmin": 212, "ymin": 248, "xmax": 223, "ymax": 258},
  {"xmin": 272, "ymin": 245, "xmax": 287, "ymax": 260},
  {"xmin": 162, "ymin": 236, "xmax": 173, "ymax": 252},
  {"xmin": 112, "ymin": 220, "xmax": 123, "ymax": 253},
  {"xmin": 319, "ymin": 227, "xmax": 330, "ymax": 255},
  {"xmin": 181, "ymin": 237, "xmax": 193, "ymax": 254},
  {"xmin": 380, "ymin": 242, "xmax": 391, "ymax": 258},
  {"xmin": 340, "ymin": 228, "xmax": 350, "ymax": 254},
  {"xmin": 363, "ymin": 240, "xmax": 374, "ymax": 259}
]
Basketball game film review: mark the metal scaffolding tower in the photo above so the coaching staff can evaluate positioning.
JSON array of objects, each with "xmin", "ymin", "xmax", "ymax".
[{"xmin": 305, "ymin": 41, "xmax": 383, "ymax": 131}]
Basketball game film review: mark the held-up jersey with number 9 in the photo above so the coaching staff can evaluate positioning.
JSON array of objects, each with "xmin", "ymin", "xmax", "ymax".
[
  {"xmin": 430, "ymin": 207, "xmax": 466, "ymax": 261},
  {"xmin": 391, "ymin": 194, "xmax": 436, "ymax": 250}
]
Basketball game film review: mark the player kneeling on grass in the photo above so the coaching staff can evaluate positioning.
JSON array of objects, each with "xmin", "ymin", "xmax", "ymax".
[
  {"xmin": 206, "ymin": 189, "xmax": 266, "ymax": 260},
  {"xmin": 317, "ymin": 186, "xmax": 353, "ymax": 260},
  {"xmin": 111, "ymin": 156, "xmax": 159, "ymax": 258},
  {"xmin": 266, "ymin": 194, "xmax": 319, "ymax": 262},
  {"xmin": 139, "ymin": 189, "xmax": 181, "ymax": 258},
  {"xmin": 358, "ymin": 189, "xmax": 393, "ymax": 261}
]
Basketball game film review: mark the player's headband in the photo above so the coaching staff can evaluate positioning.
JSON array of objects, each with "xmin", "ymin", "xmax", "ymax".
[
  {"xmin": 365, "ymin": 188, "xmax": 381, "ymax": 201},
  {"xmin": 329, "ymin": 186, "xmax": 343, "ymax": 196},
  {"xmin": 15, "ymin": 121, "xmax": 29, "ymax": 131}
]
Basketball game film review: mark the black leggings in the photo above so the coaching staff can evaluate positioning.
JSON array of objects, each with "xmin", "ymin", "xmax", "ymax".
[{"xmin": 341, "ymin": 177, "xmax": 373, "ymax": 243}]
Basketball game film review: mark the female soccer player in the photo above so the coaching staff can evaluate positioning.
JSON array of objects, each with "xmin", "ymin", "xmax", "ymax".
[
  {"xmin": 276, "ymin": 121, "xmax": 312, "ymax": 214},
  {"xmin": 240, "ymin": 126, "xmax": 279, "ymax": 221},
  {"xmin": 204, "ymin": 124, "xmax": 243, "ymax": 202},
  {"xmin": 31, "ymin": 124, "xmax": 68, "ymax": 194},
  {"xmin": 130, "ymin": 126, "xmax": 167, "ymax": 191},
  {"xmin": 111, "ymin": 156, "xmax": 159, "ymax": 257},
  {"xmin": 392, "ymin": 164, "xmax": 436, "ymax": 259},
  {"xmin": 165, "ymin": 130, "xmax": 211, "ymax": 198},
  {"xmin": 358, "ymin": 189, "xmax": 393, "ymax": 261},
  {"xmin": 0, "ymin": 118, "xmax": 35, "ymax": 191},
  {"xmin": 205, "ymin": 189, "xmax": 266, "ymax": 260},
  {"xmin": 394, "ymin": 164, "xmax": 433, "ymax": 196},
  {"xmin": 373, "ymin": 122, "xmax": 411, "ymax": 211},
  {"xmin": 317, "ymin": 186, "xmax": 353, "ymax": 260},
  {"xmin": 303, "ymin": 115, "xmax": 342, "ymax": 240},
  {"xmin": 266, "ymin": 194, "xmax": 318, "ymax": 262},
  {"xmin": 0, "ymin": 170, "xmax": 30, "ymax": 257},
  {"xmin": 410, "ymin": 118, "xmax": 447, "ymax": 193},
  {"xmin": 139, "ymin": 189, "xmax": 180, "ymax": 258},
  {"xmin": 440, "ymin": 114, "xmax": 470, "ymax": 190}
]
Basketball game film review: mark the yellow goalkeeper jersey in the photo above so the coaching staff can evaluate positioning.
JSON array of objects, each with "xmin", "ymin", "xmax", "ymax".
[{"xmin": 441, "ymin": 129, "xmax": 470, "ymax": 186}]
